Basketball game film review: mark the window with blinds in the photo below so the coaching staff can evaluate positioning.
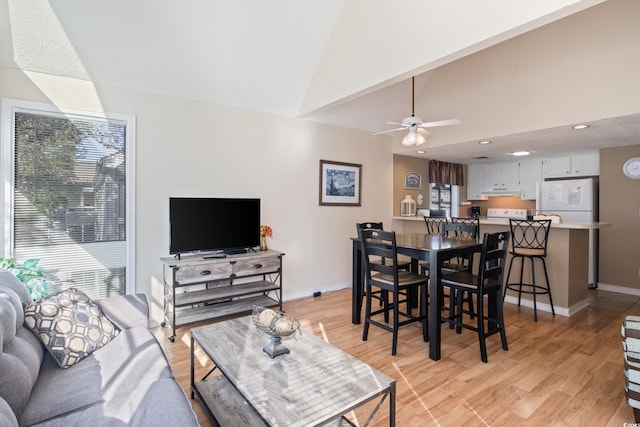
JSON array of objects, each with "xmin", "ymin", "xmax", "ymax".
[{"xmin": 2, "ymin": 101, "xmax": 134, "ymax": 300}]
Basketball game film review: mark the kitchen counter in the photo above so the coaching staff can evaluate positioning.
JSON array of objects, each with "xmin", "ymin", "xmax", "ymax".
[
  {"xmin": 391, "ymin": 216, "xmax": 611, "ymax": 316},
  {"xmin": 392, "ymin": 216, "xmax": 610, "ymax": 230}
]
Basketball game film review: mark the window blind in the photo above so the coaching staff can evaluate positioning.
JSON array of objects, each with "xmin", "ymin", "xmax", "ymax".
[{"xmin": 12, "ymin": 111, "xmax": 128, "ymax": 299}]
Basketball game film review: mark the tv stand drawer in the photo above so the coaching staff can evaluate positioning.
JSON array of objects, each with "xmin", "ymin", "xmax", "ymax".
[
  {"xmin": 172, "ymin": 262, "xmax": 233, "ymax": 285},
  {"xmin": 231, "ymin": 255, "xmax": 280, "ymax": 277}
]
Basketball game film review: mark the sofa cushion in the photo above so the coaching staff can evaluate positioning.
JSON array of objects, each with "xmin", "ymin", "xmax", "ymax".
[
  {"xmin": 20, "ymin": 327, "xmax": 175, "ymax": 426},
  {"xmin": 96, "ymin": 294, "xmax": 149, "ymax": 330},
  {"xmin": 0, "ymin": 291, "xmax": 44, "ymax": 420},
  {"xmin": 0, "ymin": 396, "xmax": 18, "ymax": 427},
  {"xmin": 0, "ymin": 269, "xmax": 33, "ymax": 307},
  {"xmin": 24, "ymin": 288, "xmax": 119, "ymax": 369},
  {"xmin": 0, "ymin": 285, "xmax": 24, "ymax": 330},
  {"xmin": 27, "ymin": 378, "xmax": 200, "ymax": 427}
]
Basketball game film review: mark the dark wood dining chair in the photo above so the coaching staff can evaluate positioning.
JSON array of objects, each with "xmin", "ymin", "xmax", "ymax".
[
  {"xmin": 441, "ymin": 231, "xmax": 511, "ymax": 363},
  {"xmin": 356, "ymin": 222, "xmax": 410, "ymax": 322},
  {"xmin": 442, "ymin": 218, "xmax": 480, "ymax": 272},
  {"xmin": 440, "ymin": 219, "xmax": 480, "ymax": 322},
  {"xmin": 357, "ymin": 228, "xmax": 428, "ymax": 355}
]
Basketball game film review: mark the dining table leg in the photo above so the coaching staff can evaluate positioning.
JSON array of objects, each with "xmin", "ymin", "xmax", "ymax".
[
  {"xmin": 352, "ymin": 239, "xmax": 362, "ymax": 325},
  {"xmin": 428, "ymin": 250, "xmax": 442, "ymax": 361}
]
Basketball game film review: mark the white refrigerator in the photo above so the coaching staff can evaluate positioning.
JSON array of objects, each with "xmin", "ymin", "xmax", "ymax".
[{"xmin": 536, "ymin": 177, "xmax": 599, "ymax": 287}]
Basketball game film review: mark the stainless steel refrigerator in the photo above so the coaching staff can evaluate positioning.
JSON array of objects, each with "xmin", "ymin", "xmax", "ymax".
[{"xmin": 536, "ymin": 177, "xmax": 599, "ymax": 287}]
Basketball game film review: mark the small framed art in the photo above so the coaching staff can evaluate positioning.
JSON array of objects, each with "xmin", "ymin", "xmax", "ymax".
[
  {"xmin": 404, "ymin": 172, "xmax": 421, "ymax": 189},
  {"xmin": 319, "ymin": 160, "xmax": 362, "ymax": 206}
]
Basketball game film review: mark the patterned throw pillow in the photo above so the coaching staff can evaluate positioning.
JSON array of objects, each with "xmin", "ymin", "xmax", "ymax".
[{"xmin": 24, "ymin": 288, "xmax": 120, "ymax": 369}]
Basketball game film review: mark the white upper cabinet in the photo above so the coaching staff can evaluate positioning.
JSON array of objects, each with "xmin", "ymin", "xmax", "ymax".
[
  {"xmin": 518, "ymin": 159, "xmax": 543, "ymax": 200},
  {"xmin": 481, "ymin": 161, "xmax": 520, "ymax": 194},
  {"xmin": 570, "ymin": 152, "xmax": 599, "ymax": 176},
  {"xmin": 466, "ymin": 164, "xmax": 488, "ymax": 200},
  {"xmin": 543, "ymin": 152, "xmax": 599, "ymax": 178}
]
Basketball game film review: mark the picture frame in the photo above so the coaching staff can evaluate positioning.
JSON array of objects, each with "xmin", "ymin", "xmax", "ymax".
[
  {"xmin": 404, "ymin": 172, "xmax": 421, "ymax": 189},
  {"xmin": 319, "ymin": 160, "xmax": 362, "ymax": 206}
]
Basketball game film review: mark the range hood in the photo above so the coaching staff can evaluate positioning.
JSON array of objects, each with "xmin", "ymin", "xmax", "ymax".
[{"xmin": 480, "ymin": 187, "xmax": 521, "ymax": 197}]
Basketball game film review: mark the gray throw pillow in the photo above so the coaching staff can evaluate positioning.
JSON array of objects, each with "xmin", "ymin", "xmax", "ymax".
[{"xmin": 24, "ymin": 288, "xmax": 119, "ymax": 369}]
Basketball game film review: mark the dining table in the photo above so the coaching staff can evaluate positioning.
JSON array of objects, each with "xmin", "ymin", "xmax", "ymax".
[{"xmin": 351, "ymin": 233, "xmax": 482, "ymax": 361}]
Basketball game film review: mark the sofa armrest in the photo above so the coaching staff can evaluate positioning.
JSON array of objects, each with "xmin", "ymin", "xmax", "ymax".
[{"xmin": 97, "ymin": 294, "xmax": 149, "ymax": 330}]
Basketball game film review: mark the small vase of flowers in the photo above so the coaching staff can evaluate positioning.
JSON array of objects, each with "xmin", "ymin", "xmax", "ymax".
[{"xmin": 259, "ymin": 225, "xmax": 272, "ymax": 251}]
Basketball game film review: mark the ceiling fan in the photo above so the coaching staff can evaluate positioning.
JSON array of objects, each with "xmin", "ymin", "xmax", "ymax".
[{"xmin": 373, "ymin": 76, "xmax": 461, "ymax": 146}]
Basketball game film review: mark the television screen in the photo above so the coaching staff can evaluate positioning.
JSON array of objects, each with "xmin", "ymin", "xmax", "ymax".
[{"xmin": 169, "ymin": 197, "xmax": 260, "ymax": 254}]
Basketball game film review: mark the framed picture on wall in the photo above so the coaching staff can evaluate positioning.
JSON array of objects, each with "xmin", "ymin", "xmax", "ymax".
[
  {"xmin": 404, "ymin": 172, "xmax": 421, "ymax": 189},
  {"xmin": 319, "ymin": 160, "xmax": 362, "ymax": 206}
]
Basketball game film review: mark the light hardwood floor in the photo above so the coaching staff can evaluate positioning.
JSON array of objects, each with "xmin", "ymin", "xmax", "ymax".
[{"xmin": 154, "ymin": 288, "xmax": 640, "ymax": 426}]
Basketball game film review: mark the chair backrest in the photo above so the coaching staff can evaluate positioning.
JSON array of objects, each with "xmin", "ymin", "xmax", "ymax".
[
  {"xmin": 477, "ymin": 231, "xmax": 511, "ymax": 290},
  {"xmin": 356, "ymin": 222, "xmax": 383, "ymax": 234},
  {"xmin": 357, "ymin": 228, "xmax": 399, "ymax": 286},
  {"xmin": 423, "ymin": 216, "xmax": 448, "ymax": 236},
  {"xmin": 448, "ymin": 217, "xmax": 480, "ymax": 239},
  {"xmin": 443, "ymin": 221, "xmax": 478, "ymax": 240},
  {"xmin": 509, "ymin": 219, "xmax": 551, "ymax": 256}
]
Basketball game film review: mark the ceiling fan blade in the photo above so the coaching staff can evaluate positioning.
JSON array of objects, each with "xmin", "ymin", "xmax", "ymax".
[
  {"xmin": 385, "ymin": 121, "xmax": 404, "ymax": 126},
  {"xmin": 419, "ymin": 118, "xmax": 461, "ymax": 128},
  {"xmin": 372, "ymin": 126, "xmax": 408, "ymax": 136}
]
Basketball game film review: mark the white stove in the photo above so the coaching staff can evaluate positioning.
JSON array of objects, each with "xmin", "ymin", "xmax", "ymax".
[{"xmin": 486, "ymin": 208, "xmax": 528, "ymax": 220}]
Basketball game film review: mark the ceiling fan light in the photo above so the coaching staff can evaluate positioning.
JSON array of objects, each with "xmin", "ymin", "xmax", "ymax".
[{"xmin": 402, "ymin": 128, "xmax": 426, "ymax": 146}]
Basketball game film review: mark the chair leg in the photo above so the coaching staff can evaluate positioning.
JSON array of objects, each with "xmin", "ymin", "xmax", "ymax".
[
  {"xmin": 477, "ymin": 293, "xmax": 488, "ymax": 363},
  {"xmin": 448, "ymin": 291, "xmax": 456, "ymax": 329},
  {"xmin": 392, "ymin": 290, "xmax": 399, "ymax": 356},
  {"xmin": 465, "ymin": 291, "xmax": 475, "ymax": 319},
  {"xmin": 517, "ymin": 256, "xmax": 525, "ymax": 307},
  {"xmin": 504, "ymin": 255, "xmax": 516, "ymax": 302},
  {"xmin": 530, "ymin": 256, "xmax": 538, "ymax": 321},
  {"xmin": 382, "ymin": 289, "xmax": 390, "ymax": 323},
  {"xmin": 421, "ymin": 284, "xmax": 429, "ymax": 342},
  {"xmin": 363, "ymin": 287, "xmax": 372, "ymax": 341},
  {"xmin": 541, "ymin": 258, "xmax": 555, "ymax": 316},
  {"xmin": 456, "ymin": 291, "xmax": 464, "ymax": 334},
  {"xmin": 499, "ymin": 307, "xmax": 508, "ymax": 351}
]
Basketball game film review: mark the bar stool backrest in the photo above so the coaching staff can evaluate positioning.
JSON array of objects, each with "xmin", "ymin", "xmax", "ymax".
[
  {"xmin": 449, "ymin": 217, "xmax": 480, "ymax": 239},
  {"xmin": 423, "ymin": 216, "xmax": 448, "ymax": 236},
  {"xmin": 509, "ymin": 219, "xmax": 552, "ymax": 257}
]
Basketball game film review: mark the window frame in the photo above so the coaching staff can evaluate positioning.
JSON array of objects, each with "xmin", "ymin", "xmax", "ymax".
[{"xmin": 1, "ymin": 98, "xmax": 136, "ymax": 295}]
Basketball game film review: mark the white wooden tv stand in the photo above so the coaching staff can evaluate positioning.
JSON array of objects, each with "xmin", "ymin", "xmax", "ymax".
[{"xmin": 160, "ymin": 249, "xmax": 283, "ymax": 342}]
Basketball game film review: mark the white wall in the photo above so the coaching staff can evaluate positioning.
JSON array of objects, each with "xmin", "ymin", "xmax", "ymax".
[{"xmin": 0, "ymin": 66, "xmax": 393, "ymax": 321}]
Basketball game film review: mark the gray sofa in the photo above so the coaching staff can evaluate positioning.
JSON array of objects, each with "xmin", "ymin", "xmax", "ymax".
[{"xmin": 0, "ymin": 270, "xmax": 200, "ymax": 427}]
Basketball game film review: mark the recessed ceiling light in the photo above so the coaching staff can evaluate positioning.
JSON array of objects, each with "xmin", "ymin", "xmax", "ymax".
[
  {"xmin": 478, "ymin": 140, "xmax": 492, "ymax": 145},
  {"xmin": 513, "ymin": 151, "xmax": 530, "ymax": 156},
  {"xmin": 572, "ymin": 124, "xmax": 589, "ymax": 130},
  {"xmin": 416, "ymin": 150, "xmax": 426, "ymax": 154}
]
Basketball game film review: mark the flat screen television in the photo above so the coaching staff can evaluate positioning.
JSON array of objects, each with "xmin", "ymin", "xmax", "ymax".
[{"xmin": 169, "ymin": 197, "xmax": 260, "ymax": 255}]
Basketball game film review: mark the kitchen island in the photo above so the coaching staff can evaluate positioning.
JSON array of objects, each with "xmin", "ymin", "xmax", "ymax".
[{"xmin": 391, "ymin": 216, "xmax": 611, "ymax": 316}]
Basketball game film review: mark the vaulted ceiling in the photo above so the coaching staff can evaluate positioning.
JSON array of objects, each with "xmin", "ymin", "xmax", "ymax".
[{"xmin": 2, "ymin": 0, "xmax": 638, "ymax": 163}]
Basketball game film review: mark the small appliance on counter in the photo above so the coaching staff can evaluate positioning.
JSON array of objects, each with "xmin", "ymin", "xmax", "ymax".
[{"xmin": 470, "ymin": 206, "xmax": 481, "ymax": 218}]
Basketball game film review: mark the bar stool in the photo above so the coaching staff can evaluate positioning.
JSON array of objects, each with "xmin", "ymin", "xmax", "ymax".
[{"xmin": 504, "ymin": 219, "xmax": 554, "ymax": 321}]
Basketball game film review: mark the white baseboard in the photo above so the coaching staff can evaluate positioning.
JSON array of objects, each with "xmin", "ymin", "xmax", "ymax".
[
  {"xmin": 503, "ymin": 295, "xmax": 589, "ymax": 317},
  {"xmin": 596, "ymin": 282, "xmax": 640, "ymax": 296}
]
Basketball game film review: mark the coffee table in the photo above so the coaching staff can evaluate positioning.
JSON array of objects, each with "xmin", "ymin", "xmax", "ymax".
[{"xmin": 190, "ymin": 316, "xmax": 396, "ymax": 426}]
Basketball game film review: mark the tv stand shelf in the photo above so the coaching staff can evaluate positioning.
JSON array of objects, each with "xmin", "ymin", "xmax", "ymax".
[{"xmin": 161, "ymin": 250, "xmax": 284, "ymax": 342}]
